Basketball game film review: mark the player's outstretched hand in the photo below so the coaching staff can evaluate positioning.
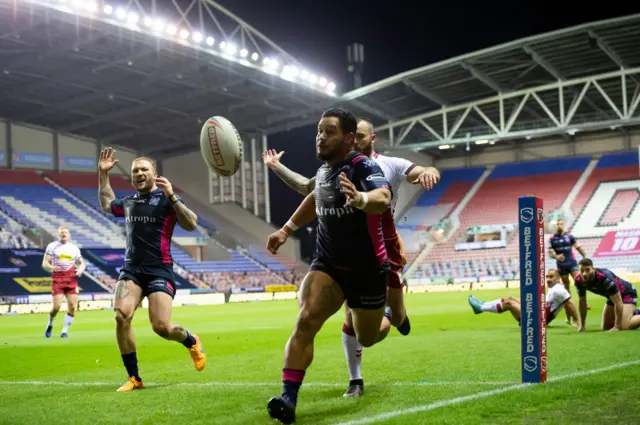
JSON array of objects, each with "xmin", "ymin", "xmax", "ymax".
[
  {"xmin": 262, "ymin": 149, "xmax": 285, "ymax": 170},
  {"xmin": 267, "ymin": 230, "xmax": 288, "ymax": 255},
  {"xmin": 98, "ymin": 147, "xmax": 118, "ymax": 173},
  {"xmin": 75, "ymin": 269, "xmax": 83, "ymax": 277},
  {"xmin": 155, "ymin": 176, "xmax": 174, "ymax": 197},
  {"xmin": 412, "ymin": 169, "xmax": 439, "ymax": 190},
  {"xmin": 339, "ymin": 172, "xmax": 363, "ymax": 208}
]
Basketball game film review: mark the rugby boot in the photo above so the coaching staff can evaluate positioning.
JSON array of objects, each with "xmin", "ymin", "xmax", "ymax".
[
  {"xmin": 468, "ymin": 295, "xmax": 484, "ymax": 314},
  {"xmin": 267, "ymin": 396, "xmax": 296, "ymax": 424},
  {"xmin": 116, "ymin": 376, "xmax": 144, "ymax": 392},
  {"xmin": 60, "ymin": 333, "xmax": 69, "ymax": 338},
  {"xmin": 45, "ymin": 326, "xmax": 52, "ymax": 338},
  {"xmin": 188, "ymin": 334, "xmax": 206, "ymax": 371},
  {"xmin": 343, "ymin": 383, "xmax": 364, "ymax": 398}
]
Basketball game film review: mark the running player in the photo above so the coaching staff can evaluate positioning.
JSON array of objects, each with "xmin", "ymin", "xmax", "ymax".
[
  {"xmin": 575, "ymin": 258, "xmax": 640, "ymax": 332},
  {"xmin": 262, "ymin": 118, "xmax": 439, "ymax": 397},
  {"xmin": 548, "ymin": 218, "xmax": 589, "ymax": 322},
  {"xmin": 467, "ymin": 269, "xmax": 580, "ymax": 327},
  {"xmin": 265, "ymin": 108, "xmax": 392, "ymax": 424},
  {"xmin": 42, "ymin": 226, "xmax": 85, "ymax": 338},
  {"xmin": 98, "ymin": 148, "xmax": 206, "ymax": 392}
]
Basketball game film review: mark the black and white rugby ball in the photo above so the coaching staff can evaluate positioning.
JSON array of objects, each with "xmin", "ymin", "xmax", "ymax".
[{"xmin": 200, "ymin": 116, "xmax": 243, "ymax": 176}]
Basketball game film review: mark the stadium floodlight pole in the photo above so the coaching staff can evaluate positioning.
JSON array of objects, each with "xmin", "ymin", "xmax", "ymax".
[{"xmin": 518, "ymin": 196, "xmax": 547, "ymax": 384}]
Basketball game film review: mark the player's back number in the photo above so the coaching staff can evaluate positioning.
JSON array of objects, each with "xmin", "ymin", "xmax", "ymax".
[{"xmin": 200, "ymin": 116, "xmax": 243, "ymax": 176}]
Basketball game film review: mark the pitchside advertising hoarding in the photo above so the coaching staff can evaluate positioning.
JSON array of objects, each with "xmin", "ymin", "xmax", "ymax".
[
  {"xmin": 594, "ymin": 229, "xmax": 640, "ymax": 257},
  {"xmin": 518, "ymin": 196, "xmax": 547, "ymax": 384}
]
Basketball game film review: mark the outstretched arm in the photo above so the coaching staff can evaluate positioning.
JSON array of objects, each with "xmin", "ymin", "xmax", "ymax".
[
  {"xmin": 406, "ymin": 165, "xmax": 440, "ymax": 190},
  {"xmin": 262, "ymin": 149, "xmax": 315, "ymax": 196}
]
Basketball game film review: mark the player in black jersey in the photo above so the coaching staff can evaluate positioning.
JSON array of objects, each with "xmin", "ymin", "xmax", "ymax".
[
  {"xmin": 265, "ymin": 109, "xmax": 392, "ymax": 424},
  {"xmin": 98, "ymin": 148, "xmax": 206, "ymax": 392},
  {"xmin": 575, "ymin": 258, "xmax": 640, "ymax": 332}
]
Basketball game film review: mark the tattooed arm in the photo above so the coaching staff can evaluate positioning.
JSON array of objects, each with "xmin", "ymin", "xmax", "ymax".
[
  {"xmin": 155, "ymin": 177, "xmax": 198, "ymax": 231},
  {"xmin": 262, "ymin": 149, "xmax": 316, "ymax": 196}
]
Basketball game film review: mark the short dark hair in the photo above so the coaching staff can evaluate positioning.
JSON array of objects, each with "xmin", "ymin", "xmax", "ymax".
[
  {"xmin": 578, "ymin": 258, "xmax": 593, "ymax": 267},
  {"xmin": 322, "ymin": 108, "xmax": 357, "ymax": 135}
]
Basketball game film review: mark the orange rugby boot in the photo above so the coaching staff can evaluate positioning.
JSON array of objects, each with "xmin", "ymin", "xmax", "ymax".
[
  {"xmin": 116, "ymin": 376, "xmax": 144, "ymax": 392},
  {"xmin": 188, "ymin": 334, "xmax": 206, "ymax": 371}
]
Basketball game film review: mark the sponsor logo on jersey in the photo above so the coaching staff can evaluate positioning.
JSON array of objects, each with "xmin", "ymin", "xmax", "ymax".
[
  {"xmin": 58, "ymin": 254, "xmax": 74, "ymax": 261},
  {"xmin": 126, "ymin": 215, "xmax": 157, "ymax": 224},
  {"xmin": 316, "ymin": 206, "xmax": 356, "ymax": 218},
  {"xmin": 149, "ymin": 196, "xmax": 160, "ymax": 206}
]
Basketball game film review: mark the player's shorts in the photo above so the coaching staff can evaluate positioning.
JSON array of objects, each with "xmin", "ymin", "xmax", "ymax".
[
  {"xmin": 118, "ymin": 264, "xmax": 176, "ymax": 299},
  {"xmin": 52, "ymin": 280, "xmax": 78, "ymax": 296},
  {"xmin": 557, "ymin": 261, "xmax": 578, "ymax": 275},
  {"xmin": 605, "ymin": 292, "xmax": 638, "ymax": 307},
  {"xmin": 310, "ymin": 257, "xmax": 389, "ymax": 310}
]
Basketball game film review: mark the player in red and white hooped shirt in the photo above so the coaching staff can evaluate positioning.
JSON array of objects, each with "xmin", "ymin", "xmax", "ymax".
[
  {"xmin": 262, "ymin": 118, "xmax": 440, "ymax": 398},
  {"xmin": 42, "ymin": 226, "xmax": 85, "ymax": 338}
]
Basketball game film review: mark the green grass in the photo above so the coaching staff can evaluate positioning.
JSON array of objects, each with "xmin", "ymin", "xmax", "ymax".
[{"xmin": 1, "ymin": 289, "xmax": 639, "ymax": 424}]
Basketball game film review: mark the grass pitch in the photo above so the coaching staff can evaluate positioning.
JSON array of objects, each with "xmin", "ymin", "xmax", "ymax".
[{"xmin": 1, "ymin": 290, "xmax": 639, "ymax": 424}]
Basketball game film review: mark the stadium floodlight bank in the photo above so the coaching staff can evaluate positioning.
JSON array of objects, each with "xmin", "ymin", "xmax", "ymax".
[{"xmin": 518, "ymin": 196, "xmax": 547, "ymax": 384}]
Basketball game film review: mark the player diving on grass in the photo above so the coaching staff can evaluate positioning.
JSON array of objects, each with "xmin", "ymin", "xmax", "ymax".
[
  {"xmin": 263, "ymin": 117, "xmax": 440, "ymax": 398},
  {"xmin": 549, "ymin": 218, "xmax": 589, "ymax": 322},
  {"xmin": 265, "ymin": 108, "xmax": 393, "ymax": 424},
  {"xmin": 468, "ymin": 269, "xmax": 580, "ymax": 327},
  {"xmin": 42, "ymin": 225, "xmax": 86, "ymax": 338},
  {"xmin": 574, "ymin": 258, "xmax": 640, "ymax": 332},
  {"xmin": 98, "ymin": 148, "xmax": 206, "ymax": 392}
]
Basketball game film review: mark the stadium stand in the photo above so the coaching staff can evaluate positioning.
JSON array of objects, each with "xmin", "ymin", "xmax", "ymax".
[
  {"xmin": 397, "ymin": 167, "xmax": 486, "ymax": 261},
  {"xmin": 0, "ymin": 169, "xmax": 296, "ymax": 291},
  {"xmin": 410, "ymin": 157, "xmax": 592, "ymax": 280}
]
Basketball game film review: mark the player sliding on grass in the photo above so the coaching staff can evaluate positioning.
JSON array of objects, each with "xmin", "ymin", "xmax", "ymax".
[
  {"xmin": 265, "ymin": 108, "xmax": 393, "ymax": 424},
  {"xmin": 263, "ymin": 118, "xmax": 439, "ymax": 398},
  {"xmin": 98, "ymin": 148, "xmax": 206, "ymax": 392},
  {"xmin": 468, "ymin": 269, "xmax": 580, "ymax": 327},
  {"xmin": 575, "ymin": 258, "xmax": 640, "ymax": 332}
]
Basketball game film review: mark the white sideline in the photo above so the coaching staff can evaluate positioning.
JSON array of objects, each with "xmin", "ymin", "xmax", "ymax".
[
  {"xmin": 0, "ymin": 380, "xmax": 514, "ymax": 387},
  {"xmin": 329, "ymin": 359, "xmax": 640, "ymax": 425}
]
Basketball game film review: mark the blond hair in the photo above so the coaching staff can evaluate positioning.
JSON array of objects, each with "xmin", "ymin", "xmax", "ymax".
[{"xmin": 132, "ymin": 156, "xmax": 156, "ymax": 171}]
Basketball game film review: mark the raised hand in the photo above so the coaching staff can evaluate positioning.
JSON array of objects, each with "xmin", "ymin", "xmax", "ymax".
[
  {"xmin": 155, "ymin": 176, "xmax": 174, "ymax": 197},
  {"xmin": 98, "ymin": 147, "xmax": 118, "ymax": 173},
  {"xmin": 262, "ymin": 149, "xmax": 285, "ymax": 170},
  {"xmin": 267, "ymin": 230, "xmax": 289, "ymax": 255},
  {"xmin": 339, "ymin": 172, "xmax": 363, "ymax": 208}
]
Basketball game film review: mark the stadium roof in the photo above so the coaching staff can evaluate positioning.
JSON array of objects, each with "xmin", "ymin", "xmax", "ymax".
[
  {"xmin": 0, "ymin": 0, "xmax": 383, "ymax": 157},
  {"xmin": 281, "ymin": 13, "xmax": 640, "ymax": 156}
]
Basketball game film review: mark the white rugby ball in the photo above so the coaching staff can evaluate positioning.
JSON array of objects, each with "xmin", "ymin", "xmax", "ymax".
[{"xmin": 200, "ymin": 116, "xmax": 243, "ymax": 176}]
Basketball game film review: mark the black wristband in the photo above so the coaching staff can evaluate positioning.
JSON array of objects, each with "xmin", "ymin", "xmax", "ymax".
[{"xmin": 169, "ymin": 193, "xmax": 179, "ymax": 204}]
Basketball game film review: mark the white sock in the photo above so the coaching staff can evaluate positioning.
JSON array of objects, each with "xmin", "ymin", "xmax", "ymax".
[
  {"xmin": 47, "ymin": 314, "xmax": 55, "ymax": 328},
  {"xmin": 481, "ymin": 299, "xmax": 504, "ymax": 313},
  {"xmin": 342, "ymin": 330, "xmax": 363, "ymax": 381},
  {"xmin": 61, "ymin": 314, "xmax": 74, "ymax": 334}
]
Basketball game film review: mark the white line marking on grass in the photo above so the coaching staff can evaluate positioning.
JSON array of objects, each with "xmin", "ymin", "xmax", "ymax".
[
  {"xmin": 330, "ymin": 359, "xmax": 640, "ymax": 425},
  {"xmin": 0, "ymin": 380, "xmax": 513, "ymax": 388}
]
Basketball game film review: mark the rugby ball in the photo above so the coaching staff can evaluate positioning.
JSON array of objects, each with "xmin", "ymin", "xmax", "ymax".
[{"xmin": 200, "ymin": 116, "xmax": 243, "ymax": 176}]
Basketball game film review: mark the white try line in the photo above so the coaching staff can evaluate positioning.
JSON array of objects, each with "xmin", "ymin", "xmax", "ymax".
[
  {"xmin": 330, "ymin": 359, "xmax": 640, "ymax": 425},
  {"xmin": 0, "ymin": 380, "xmax": 515, "ymax": 388}
]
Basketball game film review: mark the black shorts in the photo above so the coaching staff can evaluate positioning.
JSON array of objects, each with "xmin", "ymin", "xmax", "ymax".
[
  {"xmin": 310, "ymin": 257, "xmax": 388, "ymax": 310},
  {"xmin": 118, "ymin": 264, "xmax": 177, "ymax": 299},
  {"xmin": 557, "ymin": 261, "xmax": 578, "ymax": 276}
]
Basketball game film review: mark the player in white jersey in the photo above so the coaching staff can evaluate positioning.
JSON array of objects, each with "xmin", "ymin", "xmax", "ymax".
[
  {"xmin": 42, "ymin": 226, "xmax": 85, "ymax": 338},
  {"xmin": 467, "ymin": 269, "xmax": 580, "ymax": 327},
  {"xmin": 262, "ymin": 118, "xmax": 439, "ymax": 397}
]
